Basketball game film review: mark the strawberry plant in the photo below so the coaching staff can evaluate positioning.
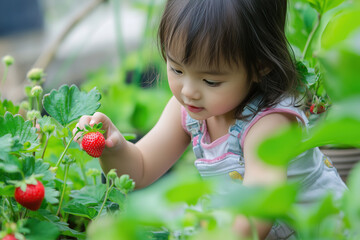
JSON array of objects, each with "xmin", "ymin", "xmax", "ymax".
[
  {"xmin": 0, "ymin": 59, "xmax": 136, "ymax": 239},
  {"xmin": 1, "ymin": 0, "xmax": 359, "ymax": 239}
]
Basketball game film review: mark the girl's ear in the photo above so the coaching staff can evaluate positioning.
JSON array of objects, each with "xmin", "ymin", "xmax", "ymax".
[
  {"xmin": 257, "ymin": 61, "xmax": 273, "ymax": 77},
  {"xmin": 259, "ymin": 66, "xmax": 272, "ymax": 76}
]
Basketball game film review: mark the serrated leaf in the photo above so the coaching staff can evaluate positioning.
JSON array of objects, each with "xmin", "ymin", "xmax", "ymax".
[
  {"xmin": 0, "ymin": 183, "xmax": 15, "ymax": 196},
  {"xmin": 34, "ymin": 159, "xmax": 54, "ymax": 182},
  {"xmin": 0, "ymin": 112, "xmax": 39, "ymax": 150},
  {"xmin": 0, "ymin": 99, "xmax": 19, "ymax": 116},
  {"xmin": 28, "ymin": 209, "xmax": 86, "ymax": 239},
  {"xmin": 108, "ymin": 188, "xmax": 126, "ymax": 208},
  {"xmin": 24, "ymin": 219, "xmax": 60, "ymax": 240},
  {"xmin": 0, "ymin": 134, "xmax": 13, "ymax": 160},
  {"xmin": 42, "ymin": 85, "xmax": 101, "ymax": 126},
  {"xmin": 63, "ymin": 202, "xmax": 98, "ymax": 219},
  {"xmin": 0, "ymin": 161, "xmax": 20, "ymax": 173},
  {"xmin": 44, "ymin": 186, "xmax": 59, "ymax": 204},
  {"xmin": 69, "ymin": 185, "xmax": 106, "ymax": 205}
]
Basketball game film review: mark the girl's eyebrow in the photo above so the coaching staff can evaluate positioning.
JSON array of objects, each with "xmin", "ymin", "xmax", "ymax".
[{"xmin": 166, "ymin": 54, "xmax": 229, "ymax": 76}]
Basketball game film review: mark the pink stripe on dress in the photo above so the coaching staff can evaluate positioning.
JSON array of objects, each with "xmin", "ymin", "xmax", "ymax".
[
  {"xmin": 195, "ymin": 152, "xmax": 238, "ymax": 164},
  {"xmin": 240, "ymin": 109, "xmax": 305, "ymax": 149}
]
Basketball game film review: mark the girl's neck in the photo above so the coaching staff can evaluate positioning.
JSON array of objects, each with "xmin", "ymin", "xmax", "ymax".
[{"xmin": 205, "ymin": 113, "xmax": 236, "ymax": 142}]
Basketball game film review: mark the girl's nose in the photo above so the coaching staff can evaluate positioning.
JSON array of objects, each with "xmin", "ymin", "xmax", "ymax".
[{"xmin": 181, "ymin": 79, "xmax": 201, "ymax": 100}]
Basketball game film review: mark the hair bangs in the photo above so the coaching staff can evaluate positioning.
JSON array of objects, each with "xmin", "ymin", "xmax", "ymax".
[{"xmin": 159, "ymin": 0, "xmax": 244, "ymax": 70}]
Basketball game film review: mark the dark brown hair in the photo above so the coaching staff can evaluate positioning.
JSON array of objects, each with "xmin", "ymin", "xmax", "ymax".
[{"xmin": 158, "ymin": 0, "xmax": 301, "ymax": 119}]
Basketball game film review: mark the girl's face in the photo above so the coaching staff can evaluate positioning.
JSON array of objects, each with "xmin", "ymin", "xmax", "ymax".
[{"xmin": 167, "ymin": 52, "xmax": 252, "ymax": 122}]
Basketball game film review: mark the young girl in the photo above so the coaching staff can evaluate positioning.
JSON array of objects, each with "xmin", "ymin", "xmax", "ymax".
[{"xmin": 75, "ymin": 0, "xmax": 347, "ymax": 239}]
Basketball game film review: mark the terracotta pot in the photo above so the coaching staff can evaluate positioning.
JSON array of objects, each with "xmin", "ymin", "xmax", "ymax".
[{"xmin": 321, "ymin": 147, "xmax": 360, "ymax": 183}]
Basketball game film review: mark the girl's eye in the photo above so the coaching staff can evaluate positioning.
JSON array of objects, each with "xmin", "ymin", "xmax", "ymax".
[
  {"xmin": 203, "ymin": 79, "xmax": 221, "ymax": 87},
  {"xmin": 170, "ymin": 67, "xmax": 183, "ymax": 75}
]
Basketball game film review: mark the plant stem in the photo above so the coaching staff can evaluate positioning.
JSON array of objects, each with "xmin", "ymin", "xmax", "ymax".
[
  {"xmin": 57, "ymin": 162, "xmax": 70, "ymax": 216},
  {"xmin": 1, "ymin": 206, "xmax": 11, "ymax": 223},
  {"xmin": 5, "ymin": 197, "xmax": 16, "ymax": 221},
  {"xmin": 301, "ymin": 13, "xmax": 321, "ymax": 61},
  {"xmin": 22, "ymin": 208, "xmax": 28, "ymax": 219},
  {"xmin": 95, "ymin": 178, "xmax": 114, "ymax": 221},
  {"xmin": 55, "ymin": 132, "xmax": 78, "ymax": 168},
  {"xmin": 80, "ymin": 163, "xmax": 88, "ymax": 185},
  {"xmin": 41, "ymin": 134, "xmax": 50, "ymax": 159},
  {"xmin": 36, "ymin": 95, "xmax": 41, "ymax": 112},
  {"xmin": 1, "ymin": 66, "xmax": 9, "ymax": 87}
]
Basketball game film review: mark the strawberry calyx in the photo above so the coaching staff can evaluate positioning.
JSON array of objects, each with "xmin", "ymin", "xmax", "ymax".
[
  {"xmin": 9, "ymin": 175, "xmax": 43, "ymax": 192},
  {"xmin": 76, "ymin": 122, "xmax": 105, "ymax": 140}
]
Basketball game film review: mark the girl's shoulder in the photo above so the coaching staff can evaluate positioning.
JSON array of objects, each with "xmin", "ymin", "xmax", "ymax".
[{"xmin": 238, "ymin": 97, "xmax": 308, "ymax": 149}]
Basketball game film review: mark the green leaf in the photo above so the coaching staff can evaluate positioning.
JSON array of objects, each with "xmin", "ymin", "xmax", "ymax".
[
  {"xmin": 307, "ymin": 0, "xmax": 345, "ymax": 14},
  {"xmin": 24, "ymin": 219, "xmax": 60, "ymax": 240},
  {"xmin": 322, "ymin": 0, "xmax": 346, "ymax": 14},
  {"xmin": 212, "ymin": 184, "xmax": 298, "ymax": 219},
  {"xmin": 0, "ymin": 161, "xmax": 20, "ymax": 173},
  {"xmin": 28, "ymin": 209, "xmax": 86, "ymax": 239},
  {"xmin": 0, "ymin": 99, "xmax": 19, "ymax": 116},
  {"xmin": 164, "ymin": 179, "xmax": 213, "ymax": 205},
  {"xmin": 0, "ymin": 134, "xmax": 13, "ymax": 160},
  {"xmin": 34, "ymin": 159, "xmax": 54, "ymax": 182},
  {"xmin": 108, "ymin": 188, "xmax": 126, "ymax": 209},
  {"xmin": 44, "ymin": 186, "xmax": 59, "ymax": 204},
  {"xmin": 319, "ymin": 36, "xmax": 360, "ymax": 102},
  {"xmin": 0, "ymin": 183, "xmax": 15, "ymax": 196},
  {"xmin": 321, "ymin": 8, "xmax": 360, "ymax": 50},
  {"xmin": 62, "ymin": 202, "xmax": 98, "ymax": 219},
  {"xmin": 42, "ymin": 84, "xmax": 101, "ymax": 126},
  {"xmin": 69, "ymin": 185, "xmax": 106, "ymax": 205},
  {"xmin": 0, "ymin": 112, "xmax": 39, "ymax": 150},
  {"xmin": 257, "ymin": 124, "xmax": 304, "ymax": 166}
]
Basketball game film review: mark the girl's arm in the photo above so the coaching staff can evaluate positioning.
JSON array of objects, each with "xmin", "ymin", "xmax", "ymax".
[
  {"xmin": 234, "ymin": 112, "xmax": 297, "ymax": 239},
  {"xmin": 76, "ymin": 96, "xmax": 191, "ymax": 189}
]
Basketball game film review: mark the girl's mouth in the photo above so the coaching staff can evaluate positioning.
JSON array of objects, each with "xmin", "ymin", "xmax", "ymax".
[{"xmin": 187, "ymin": 105, "xmax": 204, "ymax": 113}]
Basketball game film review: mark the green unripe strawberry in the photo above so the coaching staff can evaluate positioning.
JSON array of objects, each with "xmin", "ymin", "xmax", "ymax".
[{"xmin": 2, "ymin": 55, "xmax": 15, "ymax": 66}]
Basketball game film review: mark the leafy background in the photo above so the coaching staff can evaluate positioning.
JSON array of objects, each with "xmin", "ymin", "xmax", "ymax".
[{"xmin": 0, "ymin": 0, "xmax": 360, "ymax": 239}]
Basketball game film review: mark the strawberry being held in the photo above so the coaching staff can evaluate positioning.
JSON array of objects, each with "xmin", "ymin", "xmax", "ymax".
[{"xmin": 80, "ymin": 123, "xmax": 106, "ymax": 158}]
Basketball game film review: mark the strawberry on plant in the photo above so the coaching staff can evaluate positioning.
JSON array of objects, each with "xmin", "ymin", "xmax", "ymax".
[
  {"xmin": 2, "ymin": 234, "xmax": 18, "ymax": 240},
  {"xmin": 80, "ymin": 123, "xmax": 106, "ymax": 158},
  {"xmin": 310, "ymin": 103, "xmax": 326, "ymax": 114},
  {"xmin": 14, "ymin": 179, "xmax": 45, "ymax": 211}
]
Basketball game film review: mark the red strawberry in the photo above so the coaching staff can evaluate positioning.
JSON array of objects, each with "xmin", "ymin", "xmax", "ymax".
[
  {"xmin": 82, "ymin": 132, "xmax": 105, "ymax": 157},
  {"xmin": 2, "ymin": 234, "xmax": 18, "ymax": 240},
  {"xmin": 80, "ymin": 123, "xmax": 106, "ymax": 158},
  {"xmin": 14, "ymin": 180, "xmax": 45, "ymax": 211},
  {"xmin": 310, "ymin": 103, "xmax": 326, "ymax": 114}
]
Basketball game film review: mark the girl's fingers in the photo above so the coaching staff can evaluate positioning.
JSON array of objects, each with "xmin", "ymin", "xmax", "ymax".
[
  {"xmin": 90, "ymin": 112, "xmax": 108, "ymax": 127},
  {"xmin": 105, "ymin": 130, "xmax": 122, "ymax": 149}
]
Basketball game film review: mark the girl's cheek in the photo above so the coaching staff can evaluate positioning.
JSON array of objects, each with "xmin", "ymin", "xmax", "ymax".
[{"xmin": 168, "ymin": 77, "xmax": 178, "ymax": 95}]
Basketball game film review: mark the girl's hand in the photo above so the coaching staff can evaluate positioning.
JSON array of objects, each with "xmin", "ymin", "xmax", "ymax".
[{"xmin": 73, "ymin": 112, "xmax": 122, "ymax": 150}]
